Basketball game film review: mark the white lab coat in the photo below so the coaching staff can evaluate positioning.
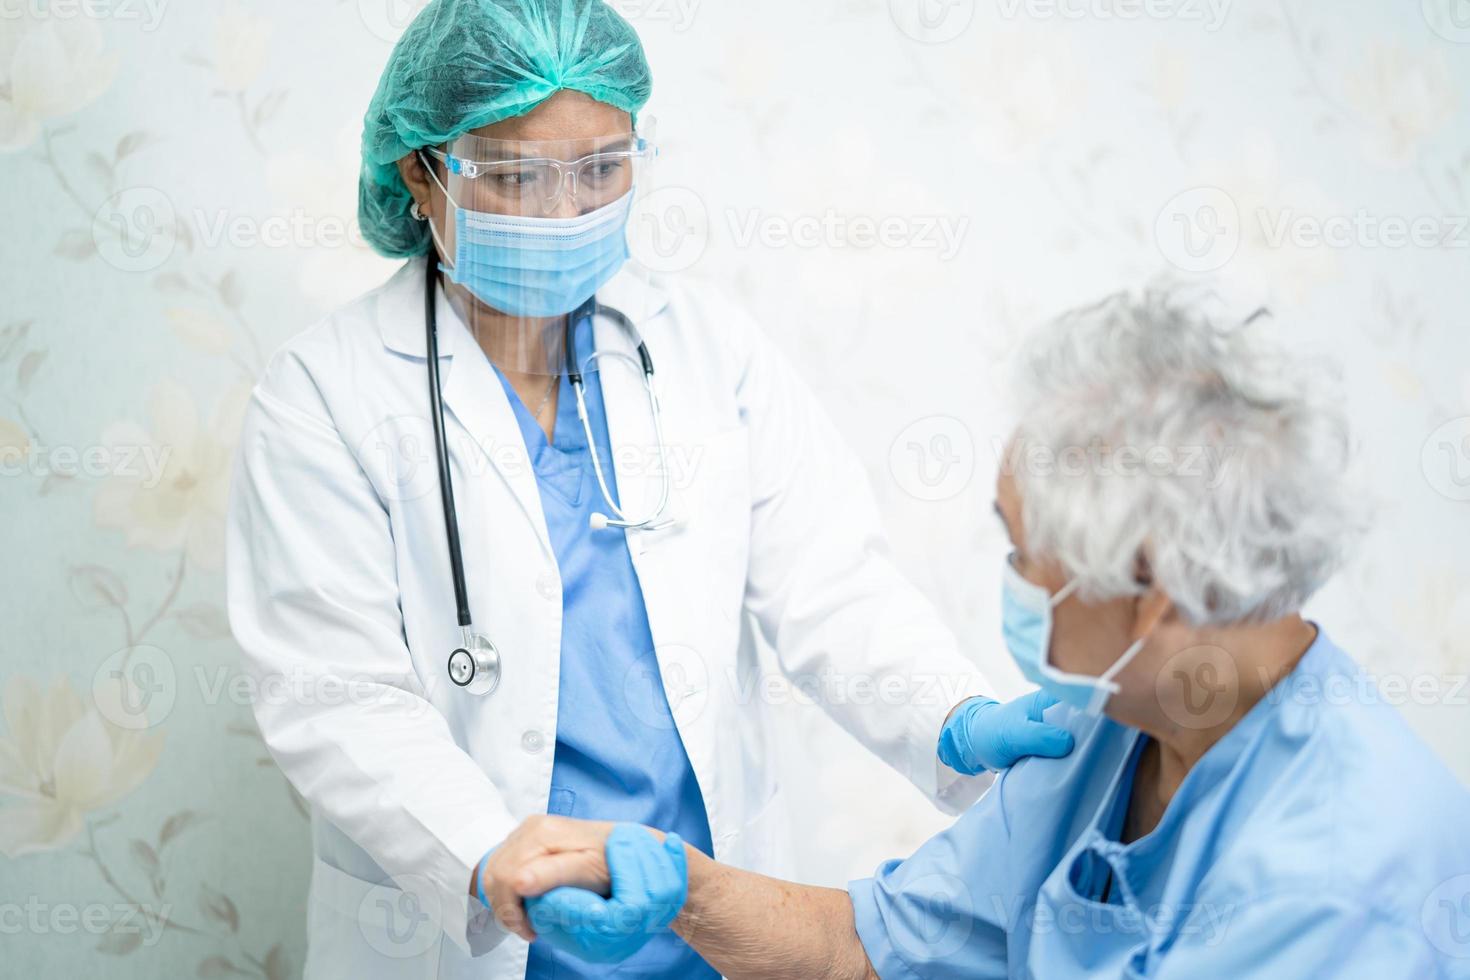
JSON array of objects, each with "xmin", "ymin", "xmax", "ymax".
[{"xmin": 225, "ymin": 259, "xmax": 992, "ymax": 980}]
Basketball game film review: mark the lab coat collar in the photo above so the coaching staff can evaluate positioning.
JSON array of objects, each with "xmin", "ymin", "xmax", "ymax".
[{"xmin": 374, "ymin": 257, "xmax": 671, "ymax": 361}]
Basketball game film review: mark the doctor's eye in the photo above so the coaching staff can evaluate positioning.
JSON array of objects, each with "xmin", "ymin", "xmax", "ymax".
[{"xmin": 581, "ymin": 158, "xmax": 627, "ymax": 184}]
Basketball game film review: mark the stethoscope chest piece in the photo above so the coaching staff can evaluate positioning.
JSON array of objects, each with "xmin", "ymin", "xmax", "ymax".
[{"xmin": 448, "ymin": 632, "xmax": 502, "ymax": 696}]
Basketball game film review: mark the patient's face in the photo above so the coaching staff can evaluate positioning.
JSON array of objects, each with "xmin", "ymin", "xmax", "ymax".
[{"xmin": 995, "ymin": 468, "xmax": 1142, "ymax": 686}]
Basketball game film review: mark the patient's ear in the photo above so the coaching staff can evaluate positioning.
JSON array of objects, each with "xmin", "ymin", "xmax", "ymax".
[
  {"xmin": 1131, "ymin": 588, "xmax": 1174, "ymax": 642},
  {"xmin": 1130, "ymin": 552, "xmax": 1173, "ymax": 639}
]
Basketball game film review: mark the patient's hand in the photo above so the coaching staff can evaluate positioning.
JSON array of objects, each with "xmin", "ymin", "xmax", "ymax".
[
  {"xmin": 522, "ymin": 824, "xmax": 689, "ymax": 963},
  {"xmin": 476, "ymin": 815, "xmax": 616, "ymax": 939}
]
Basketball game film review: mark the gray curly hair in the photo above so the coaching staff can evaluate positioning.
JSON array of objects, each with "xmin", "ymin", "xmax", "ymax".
[{"xmin": 1008, "ymin": 284, "xmax": 1365, "ymax": 626}]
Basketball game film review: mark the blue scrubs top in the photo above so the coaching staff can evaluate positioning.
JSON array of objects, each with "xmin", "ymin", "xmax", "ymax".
[
  {"xmin": 494, "ymin": 336, "xmax": 719, "ymax": 980},
  {"xmin": 850, "ymin": 630, "xmax": 1470, "ymax": 978}
]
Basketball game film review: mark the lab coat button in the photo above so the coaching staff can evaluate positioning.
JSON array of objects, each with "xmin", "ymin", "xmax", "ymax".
[
  {"xmin": 536, "ymin": 573, "xmax": 559, "ymax": 601},
  {"xmin": 521, "ymin": 730, "xmax": 545, "ymax": 753}
]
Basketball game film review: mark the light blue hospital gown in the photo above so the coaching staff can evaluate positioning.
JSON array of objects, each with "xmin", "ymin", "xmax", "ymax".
[{"xmin": 849, "ymin": 629, "xmax": 1470, "ymax": 978}]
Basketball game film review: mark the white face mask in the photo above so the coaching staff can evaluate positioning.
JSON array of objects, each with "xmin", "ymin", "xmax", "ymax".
[{"xmin": 1001, "ymin": 556, "xmax": 1149, "ymax": 715}]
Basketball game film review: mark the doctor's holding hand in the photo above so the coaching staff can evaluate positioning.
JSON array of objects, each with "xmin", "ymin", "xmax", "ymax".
[{"xmin": 225, "ymin": 2, "xmax": 1071, "ymax": 978}]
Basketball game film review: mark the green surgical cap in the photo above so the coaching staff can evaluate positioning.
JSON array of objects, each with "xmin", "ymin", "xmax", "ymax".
[{"xmin": 358, "ymin": 0, "xmax": 653, "ymax": 258}]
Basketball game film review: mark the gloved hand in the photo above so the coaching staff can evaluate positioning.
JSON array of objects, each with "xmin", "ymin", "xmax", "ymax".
[
  {"xmin": 938, "ymin": 691, "xmax": 1075, "ymax": 775},
  {"xmin": 524, "ymin": 823, "xmax": 688, "ymax": 964}
]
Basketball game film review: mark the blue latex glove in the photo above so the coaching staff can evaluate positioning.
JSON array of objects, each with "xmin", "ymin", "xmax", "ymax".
[
  {"xmin": 524, "ymin": 823, "xmax": 688, "ymax": 964},
  {"xmin": 937, "ymin": 691, "xmax": 1075, "ymax": 775}
]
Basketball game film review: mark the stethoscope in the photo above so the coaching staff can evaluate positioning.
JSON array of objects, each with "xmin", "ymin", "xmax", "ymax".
[{"xmin": 424, "ymin": 253, "xmax": 674, "ymax": 696}]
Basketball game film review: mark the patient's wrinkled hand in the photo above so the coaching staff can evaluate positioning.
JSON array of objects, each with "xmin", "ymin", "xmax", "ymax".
[
  {"xmin": 522, "ymin": 823, "xmax": 689, "ymax": 964},
  {"xmin": 474, "ymin": 815, "xmax": 615, "ymax": 941}
]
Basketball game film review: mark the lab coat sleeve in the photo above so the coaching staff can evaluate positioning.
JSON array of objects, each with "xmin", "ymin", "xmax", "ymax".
[
  {"xmin": 226, "ymin": 353, "xmax": 515, "ymax": 956},
  {"xmin": 1149, "ymin": 890, "xmax": 1444, "ymax": 978},
  {"xmin": 721, "ymin": 298, "xmax": 992, "ymax": 813}
]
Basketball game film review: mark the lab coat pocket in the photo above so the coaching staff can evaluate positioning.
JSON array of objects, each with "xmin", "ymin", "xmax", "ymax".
[{"xmin": 303, "ymin": 857, "xmax": 445, "ymax": 980}]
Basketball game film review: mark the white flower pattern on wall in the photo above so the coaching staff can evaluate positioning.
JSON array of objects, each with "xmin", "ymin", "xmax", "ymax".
[
  {"xmin": 92, "ymin": 382, "xmax": 250, "ymax": 571},
  {"xmin": 2, "ymin": 2, "xmax": 1468, "ymax": 978},
  {"xmin": 0, "ymin": 17, "xmax": 118, "ymax": 153},
  {"xmin": 0, "ymin": 675, "xmax": 162, "ymax": 857}
]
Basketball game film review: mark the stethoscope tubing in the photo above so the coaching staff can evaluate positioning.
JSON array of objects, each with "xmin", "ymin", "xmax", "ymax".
[{"xmin": 425, "ymin": 252, "xmax": 672, "ymax": 689}]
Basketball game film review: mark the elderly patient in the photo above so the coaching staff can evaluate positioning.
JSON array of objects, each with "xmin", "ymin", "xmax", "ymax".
[{"xmin": 481, "ymin": 288, "xmax": 1470, "ymax": 977}]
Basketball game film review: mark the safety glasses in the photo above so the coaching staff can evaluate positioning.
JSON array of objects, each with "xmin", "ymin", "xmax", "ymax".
[{"xmin": 424, "ymin": 127, "xmax": 656, "ymax": 217}]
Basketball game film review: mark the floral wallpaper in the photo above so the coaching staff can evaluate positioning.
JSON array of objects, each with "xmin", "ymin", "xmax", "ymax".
[{"xmin": 3, "ymin": 0, "xmax": 1467, "ymax": 976}]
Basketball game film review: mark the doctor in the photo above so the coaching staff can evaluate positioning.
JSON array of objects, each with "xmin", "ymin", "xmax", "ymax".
[{"xmin": 225, "ymin": 2, "xmax": 1072, "ymax": 978}]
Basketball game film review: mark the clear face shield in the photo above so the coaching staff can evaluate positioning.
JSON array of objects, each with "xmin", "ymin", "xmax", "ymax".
[{"xmin": 418, "ymin": 120, "xmax": 658, "ymax": 376}]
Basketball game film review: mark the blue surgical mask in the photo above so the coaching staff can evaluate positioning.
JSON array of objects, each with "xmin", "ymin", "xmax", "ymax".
[
  {"xmin": 423, "ymin": 156, "xmax": 633, "ymax": 317},
  {"xmin": 1001, "ymin": 556, "xmax": 1147, "ymax": 715}
]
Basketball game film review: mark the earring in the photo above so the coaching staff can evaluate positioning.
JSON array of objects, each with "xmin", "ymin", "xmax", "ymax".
[{"xmin": 410, "ymin": 201, "xmax": 427, "ymax": 221}]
